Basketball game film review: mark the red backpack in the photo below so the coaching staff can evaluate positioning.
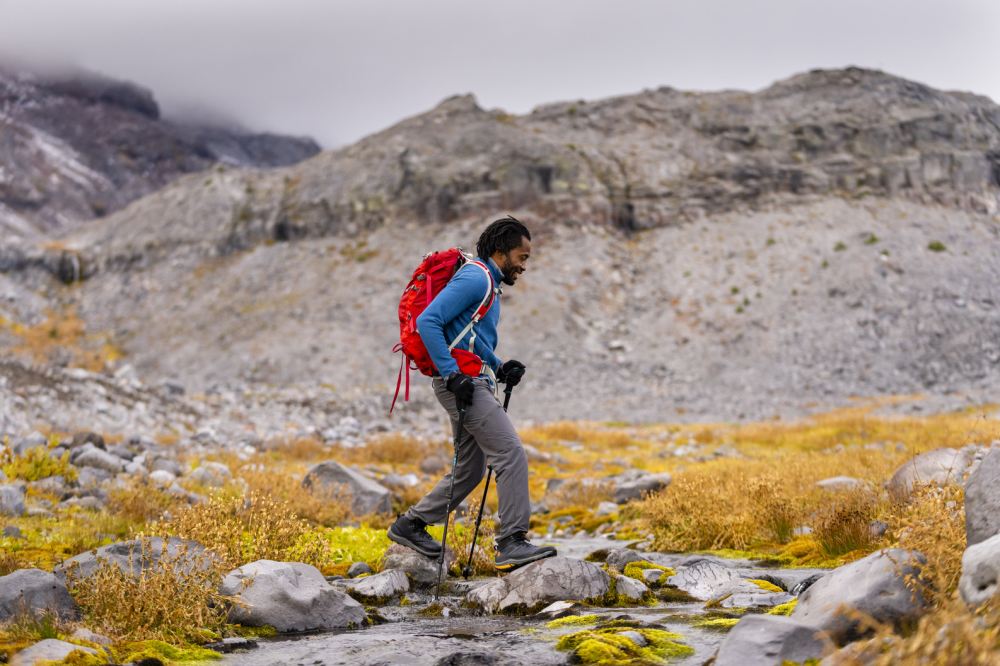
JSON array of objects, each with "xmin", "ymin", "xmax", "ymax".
[{"xmin": 390, "ymin": 248, "xmax": 496, "ymax": 413}]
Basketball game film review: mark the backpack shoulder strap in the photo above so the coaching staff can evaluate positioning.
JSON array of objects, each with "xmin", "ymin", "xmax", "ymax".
[{"xmin": 447, "ymin": 260, "xmax": 498, "ymax": 352}]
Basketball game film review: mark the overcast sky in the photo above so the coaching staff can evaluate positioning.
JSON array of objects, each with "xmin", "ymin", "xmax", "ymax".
[{"xmin": 2, "ymin": 0, "xmax": 998, "ymax": 148}]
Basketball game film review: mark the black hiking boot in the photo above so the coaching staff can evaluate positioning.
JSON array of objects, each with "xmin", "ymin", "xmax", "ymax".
[
  {"xmin": 387, "ymin": 514, "xmax": 442, "ymax": 558},
  {"xmin": 494, "ymin": 532, "xmax": 557, "ymax": 571}
]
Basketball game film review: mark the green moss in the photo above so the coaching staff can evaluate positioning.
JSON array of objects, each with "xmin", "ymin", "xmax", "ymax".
[
  {"xmin": 546, "ymin": 614, "xmax": 601, "ymax": 629},
  {"xmin": 767, "ymin": 599, "xmax": 798, "ymax": 616},
  {"xmin": 749, "ymin": 578, "xmax": 783, "ymax": 593},
  {"xmin": 555, "ymin": 627, "xmax": 693, "ymax": 664},
  {"xmin": 623, "ymin": 561, "xmax": 675, "ymax": 583},
  {"xmin": 114, "ymin": 639, "xmax": 222, "ymax": 662},
  {"xmin": 288, "ymin": 525, "xmax": 389, "ymax": 574},
  {"xmin": 1, "ymin": 442, "xmax": 78, "ymax": 482},
  {"xmin": 692, "ymin": 617, "xmax": 740, "ymax": 630}
]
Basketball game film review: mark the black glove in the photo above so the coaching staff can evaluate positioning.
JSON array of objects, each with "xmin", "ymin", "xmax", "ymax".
[
  {"xmin": 497, "ymin": 359, "xmax": 526, "ymax": 387},
  {"xmin": 446, "ymin": 372, "xmax": 475, "ymax": 410}
]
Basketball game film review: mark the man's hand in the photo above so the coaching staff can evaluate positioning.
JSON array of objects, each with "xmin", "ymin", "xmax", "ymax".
[
  {"xmin": 497, "ymin": 359, "xmax": 526, "ymax": 387},
  {"xmin": 446, "ymin": 373, "xmax": 476, "ymax": 410}
]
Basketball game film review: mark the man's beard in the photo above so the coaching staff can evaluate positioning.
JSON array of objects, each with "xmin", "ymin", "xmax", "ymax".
[{"xmin": 499, "ymin": 256, "xmax": 516, "ymax": 285}]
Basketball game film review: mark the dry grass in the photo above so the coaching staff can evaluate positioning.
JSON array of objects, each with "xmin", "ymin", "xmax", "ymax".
[
  {"xmin": 545, "ymin": 479, "xmax": 615, "ymax": 513},
  {"xmin": 64, "ymin": 537, "xmax": 231, "ymax": 643},
  {"xmin": 238, "ymin": 467, "xmax": 351, "ymax": 527},
  {"xmin": 106, "ymin": 480, "xmax": 184, "ymax": 526},
  {"xmin": 1, "ymin": 308, "xmax": 123, "ymax": 372},
  {"xmin": 812, "ymin": 488, "xmax": 884, "ymax": 558},
  {"xmin": 871, "ymin": 600, "xmax": 1000, "ymax": 665},
  {"xmin": 334, "ymin": 433, "xmax": 445, "ymax": 467},
  {"xmin": 154, "ymin": 490, "xmax": 324, "ymax": 569}
]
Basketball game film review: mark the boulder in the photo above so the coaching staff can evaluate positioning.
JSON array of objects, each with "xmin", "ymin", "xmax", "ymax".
[
  {"xmin": 613, "ymin": 574, "xmax": 649, "ymax": 602},
  {"xmin": 220, "ymin": 560, "xmax": 365, "ymax": 631},
  {"xmin": 381, "ymin": 543, "xmax": 455, "ymax": 588},
  {"xmin": 714, "ymin": 615, "xmax": 834, "ymax": 666},
  {"xmin": 604, "ymin": 548, "xmax": 645, "ymax": 572},
  {"xmin": 0, "ymin": 569, "xmax": 79, "ymax": 621},
  {"xmin": 346, "ymin": 569, "xmax": 409, "ymax": 602},
  {"xmin": 965, "ymin": 447, "xmax": 1000, "ymax": 546},
  {"xmin": 666, "ymin": 558, "xmax": 739, "ymax": 600},
  {"xmin": 303, "ymin": 461, "xmax": 391, "ymax": 515},
  {"xmin": 54, "ymin": 536, "xmax": 215, "ymax": 582},
  {"xmin": 708, "ymin": 579, "xmax": 795, "ymax": 610},
  {"xmin": 347, "ymin": 562, "xmax": 373, "ymax": 578},
  {"xmin": 792, "ymin": 549, "xmax": 928, "ymax": 644},
  {"xmin": 959, "ymin": 532, "xmax": 1000, "ymax": 608},
  {"xmin": 816, "ymin": 476, "xmax": 864, "ymax": 491},
  {"xmin": 149, "ymin": 469, "xmax": 176, "ymax": 487},
  {"xmin": 466, "ymin": 557, "xmax": 610, "ymax": 613},
  {"xmin": 70, "ymin": 445, "xmax": 125, "ymax": 474},
  {"xmin": 0, "ymin": 484, "xmax": 26, "ymax": 516},
  {"xmin": 9, "ymin": 639, "xmax": 98, "ymax": 666},
  {"xmin": 888, "ymin": 447, "xmax": 974, "ymax": 499},
  {"xmin": 76, "ymin": 466, "xmax": 113, "ymax": 488},
  {"xmin": 187, "ymin": 461, "xmax": 232, "ymax": 487},
  {"xmin": 612, "ymin": 471, "xmax": 672, "ymax": 504}
]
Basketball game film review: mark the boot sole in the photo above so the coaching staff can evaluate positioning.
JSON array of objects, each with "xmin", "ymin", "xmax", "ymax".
[
  {"xmin": 387, "ymin": 526, "xmax": 442, "ymax": 559},
  {"xmin": 494, "ymin": 548, "xmax": 557, "ymax": 571}
]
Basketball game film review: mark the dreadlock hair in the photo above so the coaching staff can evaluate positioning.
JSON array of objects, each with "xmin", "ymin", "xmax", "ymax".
[{"xmin": 476, "ymin": 215, "xmax": 531, "ymax": 261}]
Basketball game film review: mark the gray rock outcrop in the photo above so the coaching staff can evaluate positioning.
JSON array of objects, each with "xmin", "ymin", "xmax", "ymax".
[
  {"xmin": 54, "ymin": 536, "xmax": 215, "ymax": 582},
  {"xmin": 887, "ymin": 447, "xmax": 975, "ymax": 499},
  {"xmin": 714, "ymin": 615, "xmax": 834, "ymax": 666},
  {"xmin": 345, "ymin": 569, "xmax": 409, "ymax": 602},
  {"xmin": 965, "ymin": 448, "xmax": 1000, "ymax": 546},
  {"xmin": 0, "ymin": 484, "xmax": 26, "ymax": 516},
  {"xmin": 381, "ymin": 544, "xmax": 455, "ymax": 588},
  {"xmin": 612, "ymin": 471, "xmax": 672, "ymax": 504},
  {"xmin": 220, "ymin": 560, "xmax": 365, "ymax": 631},
  {"xmin": 9, "ymin": 639, "xmax": 98, "ymax": 666},
  {"xmin": 792, "ymin": 549, "xmax": 928, "ymax": 644},
  {"xmin": 303, "ymin": 461, "xmax": 392, "ymax": 515},
  {"xmin": 958, "ymin": 532, "xmax": 1000, "ymax": 608},
  {"xmin": 0, "ymin": 569, "xmax": 78, "ymax": 621},
  {"xmin": 466, "ymin": 557, "xmax": 610, "ymax": 613},
  {"xmin": 666, "ymin": 558, "xmax": 739, "ymax": 601}
]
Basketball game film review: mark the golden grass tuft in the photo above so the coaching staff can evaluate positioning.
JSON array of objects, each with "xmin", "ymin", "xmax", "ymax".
[
  {"xmin": 545, "ymin": 479, "xmax": 615, "ymax": 513},
  {"xmin": 154, "ymin": 490, "xmax": 324, "ymax": 569},
  {"xmin": 812, "ymin": 487, "xmax": 884, "ymax": 558},
  {"xmin": 64, "ymin": 537, "xmax": 231, "ymax": 643},
  {"xmin": 238, "ymin": 467, "xmax": 350, "ymax": 527}
]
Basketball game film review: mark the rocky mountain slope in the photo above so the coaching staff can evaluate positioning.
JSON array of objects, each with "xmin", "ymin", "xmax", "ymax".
[
  {"xmin": 1, "ymin": 67, "xmax": 999, "ymax": 432},
  {"xmin": 0, "ymin": 65, "xmax": 320, "ymax": 238}
]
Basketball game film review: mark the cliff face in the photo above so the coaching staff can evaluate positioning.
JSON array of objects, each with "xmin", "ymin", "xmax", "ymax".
[
  {"xmin": 1, "ymin": 67, "xmax": 999, "ymax": 425},
  {"xmin": 0, "ymin": 65, "xmax": 320, "ymax": 238}
]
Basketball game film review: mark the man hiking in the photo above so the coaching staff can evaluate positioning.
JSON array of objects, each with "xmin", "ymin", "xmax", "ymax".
[{"xmin": 387, "ymin": 216, "xmax": 557, "ymax": 571}]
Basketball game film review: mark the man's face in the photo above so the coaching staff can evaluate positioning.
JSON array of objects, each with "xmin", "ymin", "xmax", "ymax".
[{"xmin": 499, "ymin": 236, "xmax": 531, "ymax": 286}]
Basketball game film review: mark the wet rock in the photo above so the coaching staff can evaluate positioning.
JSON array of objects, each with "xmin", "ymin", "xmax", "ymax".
[
  {"xmin": 0, "ymin": 569, "xmax": 79, "ymax": 621},
  {"xmin": 641, "ymin": 569, "xmax": 663, "ymax": 585},
  {"xmin": 532, "ymin": 599, "xmax": 584, "ymax": 620},
  {"xmin": 790, "ymin": 573, "xmax": 824, "ymax": 596},
  {"xmin": 187, "ymin": 461, "xmax": 232, "ymax": 487},
  {"xmin": 466, "ymin": 557, "xmax": 610, "ymax": 614},
  {"xmin": 346, "ymin": 569, "xmax": 409, "ymax": 602},
  {"xmin": 714, "ymin": 615, "xmax": 834, "ymax": 666},
  {"xmin": 666, "ymin": 558, "xmax": 739, "ymax": 601},
  {"xmin": 382, "ymin": 543, "xmax": 455, "ymax": 588},
  {"xmin": 965, "ymin": 447, "xmax": 1000, "ymax": 546},
  {"xmin": 604, "ymin": 548, "xmax": 645, "ymax": 572},
  {"xmin": 348, "ymin": 562, "xmax": 373, "ymax": 578},
  {"xmin": 888, "ymin": 447, "xmax": 975, "ymax": 499},
  {"xmin": 220, "ymin": 560, "xmax": 365, "ymax": 631},
  {"xmin": 9, "ymin": 638, "xmax": 98, "ymax": 666},
  {"xmin": 614, "ymin": 574, "xmax": 649, "ymax": 602},
  {"xmin": 612, "ymin": 470, "xmax": 672, "ymax": 504},
  {"xmin": 54, "ymin": 536, "xmax": 215, "ymax": 582},
  {"xmin": 204, "ymin": 636, "xmax": 258, "ymax": 654},
  {"xmin": 792, "ymin": 549, "xmax": 928, "ymax": 644},
  {"xmin": 70, "ymin": 445, "xmax": 126, "ymax": 473},
  {"xmin": 619, "ymin": 630, "xmax": 647, "ymax": 647},
  {"xmin": 959, "ymin": 532, "xmax": 1000, "ymax": 608},
  {"xmin": 433, "ymin": 650, "xmax": 518, "ymax": 666},
  {"xmin": 0, "ymin": 484, "xmax": 26, "ymax": 516},
  {"xmin": 816, "ymin": 476, "xmax": 864, "ymax": 491},
  {"xmin": 709, "ymin": 579, "xmax": 794, "ymax": 609},
  {"xmin": 303, "ymin": 460, "xmax": 391, "ymax": 515}
]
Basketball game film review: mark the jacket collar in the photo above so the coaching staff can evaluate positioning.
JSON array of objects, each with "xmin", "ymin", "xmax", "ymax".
[{"xmin": 481, "ymin": 256, "xmax": 505, "ymax": 287}]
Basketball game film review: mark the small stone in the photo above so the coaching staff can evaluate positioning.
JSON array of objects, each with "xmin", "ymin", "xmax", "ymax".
[
  {"xmin": 347, "ymin": 562, "xmax": 373, "ymax": 578},
  {"xmin": 619, "ymin": 630, "xmax": 647, "ymax": 647},
  {"xmin": 596, "ymin": 501, "xmax": 619, "ymax": 516}
]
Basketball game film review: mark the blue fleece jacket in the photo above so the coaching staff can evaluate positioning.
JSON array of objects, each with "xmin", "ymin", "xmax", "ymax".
[{"xmin": 416, "ymin": 256, "xmax": 504, "ymax": 378}]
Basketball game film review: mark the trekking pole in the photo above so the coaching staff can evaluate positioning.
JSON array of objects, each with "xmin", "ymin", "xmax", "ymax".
[
  {"xmin": 461, "ymin": 383, "xmax": 514, "ymax": 579},
  {"xmin": 435, "ymin": 404, "xmax": 466, "ymax": 600}
]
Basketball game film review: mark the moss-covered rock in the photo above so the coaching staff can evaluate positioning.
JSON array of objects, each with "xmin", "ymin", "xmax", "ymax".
[{"xmin": 556, "ymin": 626, "xmax": 694, "ymax": 664}]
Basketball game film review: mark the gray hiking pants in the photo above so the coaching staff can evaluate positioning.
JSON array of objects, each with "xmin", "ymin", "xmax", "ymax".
[{"xmin": 406, "ymin": 376, "xmax": 530, "ymax": 542}]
